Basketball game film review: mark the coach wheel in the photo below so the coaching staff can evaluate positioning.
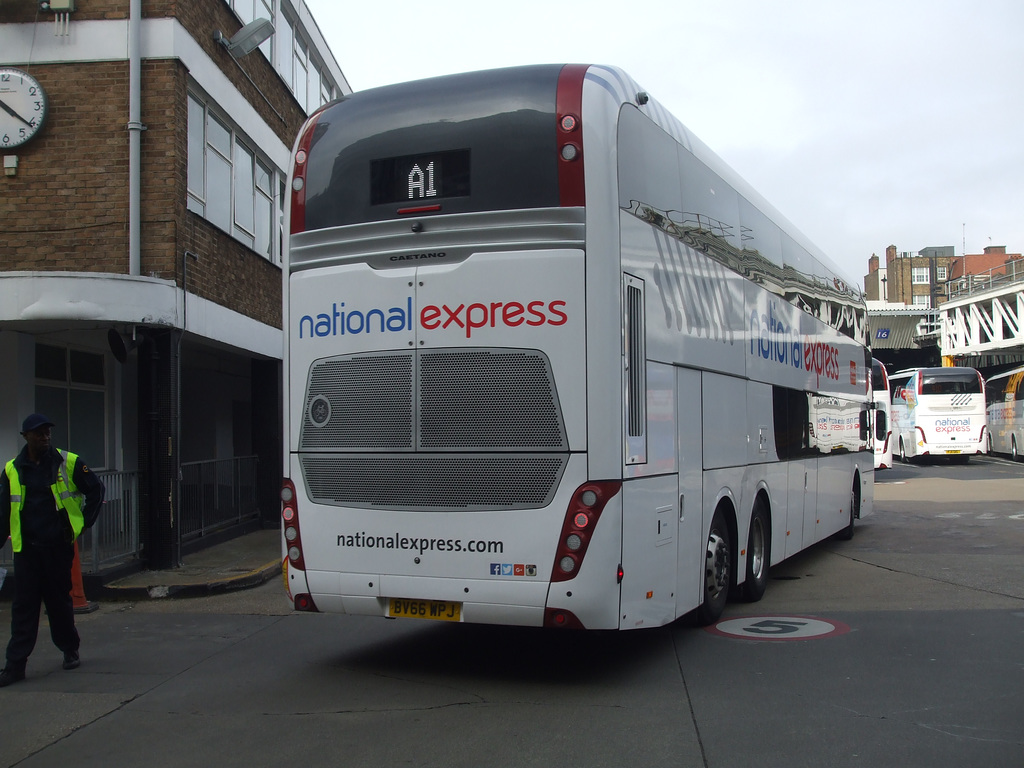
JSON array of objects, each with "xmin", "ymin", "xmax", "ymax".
[
  {"xmin": 1012, "ymin": 437, "xmax": 1019, "ymax": 462},
  {"xmin": 740, "ymin": 499, "xmax": 770, "ymax": 602},
  {"xmin": 835, "ymin": 477, "xmax": 858, "ymax": 541},
  {"xmin": 696, "ymin": 507, "xmax": 732, "ymax": 626},
  {"xmin": 898, "ymin": 438, "xmax": 907, "ymax": 463}
]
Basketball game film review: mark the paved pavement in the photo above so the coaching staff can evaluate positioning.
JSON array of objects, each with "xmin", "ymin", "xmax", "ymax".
[
  {"xmin": 1, "ymin": 466, "xmax": 1022, "ymax": 767},
  {"xmin": 98, "ymin": 528, "xmax": 282, "ymax": 601}
]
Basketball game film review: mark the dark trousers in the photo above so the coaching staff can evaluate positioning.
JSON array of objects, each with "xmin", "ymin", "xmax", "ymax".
[{"xmin": 5, "ymin": 542, "xmax": 80, "ymax": 669}]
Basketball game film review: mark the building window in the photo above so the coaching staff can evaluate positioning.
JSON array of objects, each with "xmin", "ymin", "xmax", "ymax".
[
  {"xmin": 187, "ymin": 92, "xmax": 278, "ymax": 262},
  {"xmin": 292, "ymin": 37, "xmax": 308, "ymax": 112},
  {"xmin": 255, "ymin": 159, "xmax": 273, "ymax": 257},
  {"xmin": 278, "ymin": 10, "xmax": 336, "ymax": 112},
  {"xmin": 308, "ymin": 62, "xmax": 321, "ymax": 114},
  {"xmin": 912, "ymin": 294, "xmax": 931, "ymax": 308},
  {"xmin": 34, "ymin": 344, "xmax": 107, "ymax": 469},
  {"xmin": 912, "ymin": 267, "xmax": 930, "ymax": 285},
  {"xmin": 936, "ymin": 266, "xmax": 947, "ymax": 281},
  {"xmin": 276, "ymin": 10, "xmax": 293, "ymax": 94}
]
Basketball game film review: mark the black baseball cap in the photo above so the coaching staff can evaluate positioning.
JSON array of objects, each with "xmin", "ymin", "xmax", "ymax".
[{"xmin": 21, "ymin": 413, "xmax": 55, "ymax": 433}]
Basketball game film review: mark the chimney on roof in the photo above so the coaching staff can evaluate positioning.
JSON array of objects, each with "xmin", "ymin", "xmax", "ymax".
[{"xmin": 984, "ymin": 245, "xmax": 1007, "ymax": 255}]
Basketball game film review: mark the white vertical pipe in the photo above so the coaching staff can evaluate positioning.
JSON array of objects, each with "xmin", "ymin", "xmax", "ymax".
[{"xmin": 128, "ymin": 0, "xmax": 142, "ymax": 276}]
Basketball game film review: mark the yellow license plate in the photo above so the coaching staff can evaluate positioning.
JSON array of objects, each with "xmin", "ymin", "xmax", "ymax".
[
  {"xmin": 945, "ymin": 450, "xmax": 961, "ymax": 454},
  {"xmin": 389, "ymin": 598, "xmax": 462, "ymax": 622}
]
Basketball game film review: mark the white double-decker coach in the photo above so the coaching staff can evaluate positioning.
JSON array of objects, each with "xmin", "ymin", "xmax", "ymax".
[{"xmin": 280, "ymin": 64, "xmax": 873, "ymax": 630}]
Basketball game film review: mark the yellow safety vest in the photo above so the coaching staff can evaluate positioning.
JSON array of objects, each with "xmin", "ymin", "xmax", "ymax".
[{"xmin": 5, "ymin": 449, "xmax": 85, "ymax": 552}]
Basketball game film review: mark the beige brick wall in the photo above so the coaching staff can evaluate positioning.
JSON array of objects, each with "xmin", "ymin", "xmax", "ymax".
[{"xmin": 1, "ymin": 60, "xmax": 131, "ymax": 272}]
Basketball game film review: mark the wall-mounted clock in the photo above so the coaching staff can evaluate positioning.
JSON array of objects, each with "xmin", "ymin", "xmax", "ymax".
[{"xmin": 0, "ymin": 67, "xmax": 49, "ymax": 149}]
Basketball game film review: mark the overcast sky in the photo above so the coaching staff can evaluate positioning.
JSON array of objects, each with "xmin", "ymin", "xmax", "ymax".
[{"xmin": 302, "ymin": 0, "xmax": 1023, "ymax": 287}]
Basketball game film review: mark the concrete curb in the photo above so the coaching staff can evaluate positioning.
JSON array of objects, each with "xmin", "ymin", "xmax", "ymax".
[{"xmin": 100, "ymin": 559, "xmax": 284, "ymax": 601}]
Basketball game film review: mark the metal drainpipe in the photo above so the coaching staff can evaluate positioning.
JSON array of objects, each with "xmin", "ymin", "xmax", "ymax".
[
  {"xmin": 128, "ymin": 0, "xmax": 143, "ymax": 276},
  {"xmin": 176, "ymin": 251, "xmax": 198, "ymax": 565}
]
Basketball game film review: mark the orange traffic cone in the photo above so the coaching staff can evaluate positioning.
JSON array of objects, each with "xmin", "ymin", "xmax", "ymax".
[{"xmin": 71, "ymin": 541, "xmax": 98, "ymax": 614}]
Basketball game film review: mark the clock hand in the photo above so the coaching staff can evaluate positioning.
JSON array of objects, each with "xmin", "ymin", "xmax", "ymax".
[{"xmin": 0, "ymin": 98, "xmax": 33, "ymax": 127}]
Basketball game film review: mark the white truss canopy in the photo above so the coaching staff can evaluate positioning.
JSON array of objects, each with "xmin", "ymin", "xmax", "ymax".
[{"xmin": 941, "ymin": 282, "xmax": 1024, "ymax": 357}]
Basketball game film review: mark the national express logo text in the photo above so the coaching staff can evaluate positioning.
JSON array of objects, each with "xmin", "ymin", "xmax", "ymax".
[
  {"xmin": 298, "ymin": 297, "xmax": 568, "ymax": 340},
  {"xmin": 934, "ymin": 418, "xmax": 974, "ymax": 434},
  {"xmin": 750, "ymin": 302, "xmax": 841, "ymax": 382}
]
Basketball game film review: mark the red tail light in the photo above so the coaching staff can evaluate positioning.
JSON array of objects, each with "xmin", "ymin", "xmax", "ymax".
[
  {"xmin": 550, "ymin": 480, "xmax": 620, "ymax": 582},
  {"xmin": 289, "ymin": 111, "xmax": 324, "ymax": 235},
  {"xmin": 282, "ymin": 478, "xmax": 319, "ymax": 612},
  {"xmin": 556, "ymin": 64, "xmax": 588, "ymax": 207},
  {"xmin": 293, "ymin": 593, "xmax": 319, "ymax": 612},
  {"xmin": 281, "ymin": 478, "xmax": 307, "ymax": 571},
  {"xmin": 544, "ymin": 607, "xmax": 585, "ymax": 629}
]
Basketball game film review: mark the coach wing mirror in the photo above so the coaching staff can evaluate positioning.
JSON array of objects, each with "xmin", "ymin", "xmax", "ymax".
[{"xmin": 859, "ymin": 410, "xmax": 870, "ymax": 442}]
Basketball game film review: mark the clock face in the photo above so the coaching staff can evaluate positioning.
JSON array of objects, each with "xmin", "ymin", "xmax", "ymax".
[{"xmin": 0, "ymin": 67, "xmax": 48, "ymax": 149}]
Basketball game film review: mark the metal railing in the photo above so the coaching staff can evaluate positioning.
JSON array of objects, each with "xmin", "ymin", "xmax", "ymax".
[
  {"xmin": 180, "ymin": 455, "xmax": 259, "ymax": 543},
  {"xmin": 79, "ymin": 470, "xmax": 141, "ymax": 572},
  {"xmin": 0, "ymin": 470, "xmax": 140, "ymax": 574},
  {"xmin": 1, "ymin": 457, "xmax": 260, "ymax": 574},
  {"xmin": 947, "ymin": 260, "xmax": 1024, "ymax": 300}
]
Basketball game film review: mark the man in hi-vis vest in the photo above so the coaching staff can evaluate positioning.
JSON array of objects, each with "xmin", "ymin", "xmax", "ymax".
[{"xmin": 0, "ymin": 414, "xmax": 104, "ymax": 687}]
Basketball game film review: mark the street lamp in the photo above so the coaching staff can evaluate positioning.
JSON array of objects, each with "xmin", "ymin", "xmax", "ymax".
[{"xmin": 213, "ymin": 18, "xmax": 275, "ymax": 57}]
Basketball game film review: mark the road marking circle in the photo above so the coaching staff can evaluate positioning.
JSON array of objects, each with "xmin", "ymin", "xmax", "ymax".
[{"xmin": 707, "ymin": 615, "xmax": 851, "ymax": 641}]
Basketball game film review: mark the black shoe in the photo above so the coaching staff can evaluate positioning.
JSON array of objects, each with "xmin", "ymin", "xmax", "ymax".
[
  {"xmin": 0, "ymin": 667, "xmax": 26, "ymax": 687},
  {"xmin": 62, "ymin": 651, "xmax": 80, "ymax": 670}
]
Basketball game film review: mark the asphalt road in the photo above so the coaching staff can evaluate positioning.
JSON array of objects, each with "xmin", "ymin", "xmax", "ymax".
[{"xmin": 1, "ymin": 456, "xmax": 1022, "ymax": 768}]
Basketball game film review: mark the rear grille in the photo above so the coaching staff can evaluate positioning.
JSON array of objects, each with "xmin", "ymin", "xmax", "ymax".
[
  {"xmin": 298, "ymin": 347, "xmax": 568, "ymax": 510},
  {"xmin": 300, "ymin": 454, "xmax": 568, "ymax": 511},
  {"xmin": 419, "ymin": 350, "xmax": 565, "ymax": 448},
  {"xmin": 301, "ymin": 348, "xmax": 566, "ymax": 451},
  {"xmin": 302, "ymin": 353, "xmax": 414, "ymax": 449}
]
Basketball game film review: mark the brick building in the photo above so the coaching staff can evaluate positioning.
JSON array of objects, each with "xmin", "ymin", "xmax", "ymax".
[
  {"xmin": 864, "ymin": 244, "xmax": 1023, "ymax": 307},
  {"xmin": 864, "ymin": 245, "xmax": 955, "ymax": 308},
  {"xmin": 0, "ymin": 1, "xmax": 348, "ymax": 573}
]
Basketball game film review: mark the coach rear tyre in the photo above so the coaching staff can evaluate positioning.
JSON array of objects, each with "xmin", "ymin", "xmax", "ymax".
[
  {"xmin": 696, "ymin": 506, "xmax": 732, "ymax": 625},
  {"xmin": 740, "ymin": 499, "xmax": 770, "ymax": 602},
  {"xmin": 835, "ymin": 476, "xmax": 859, "ymax": 541}
]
